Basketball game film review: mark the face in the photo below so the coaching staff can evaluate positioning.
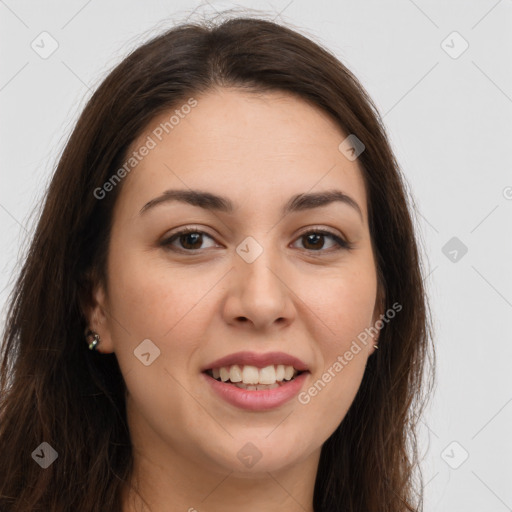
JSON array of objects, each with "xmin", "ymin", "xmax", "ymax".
[{"xmin": 88, "ymin": 87, "xmax": 383, "ymax": 478}]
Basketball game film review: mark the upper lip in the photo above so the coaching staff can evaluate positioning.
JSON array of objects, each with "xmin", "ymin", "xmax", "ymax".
[{"xmin": 202, "ymin": 351, "xmax": 310, "ymax": 372}]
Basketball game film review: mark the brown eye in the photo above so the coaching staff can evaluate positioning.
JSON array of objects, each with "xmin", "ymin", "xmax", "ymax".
[
  {"xmin": 293, "ymin": 230, "xmax": 352, "ymax": 252},
  {"xmin": 177, "ymin": 232, "xmax": 203, "ymax": 250},
  {"xmin": 302, "ymin": 232, "xmax": 327, "ymax": 250},
  {"xmin": 161, "ymin": 228, "xmax": 217, "ymax": 252}
]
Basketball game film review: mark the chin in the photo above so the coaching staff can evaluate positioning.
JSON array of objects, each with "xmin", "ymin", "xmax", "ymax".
[{"xmin": 202, "ymin": 434, "xmax": 310, "ymax": 475}]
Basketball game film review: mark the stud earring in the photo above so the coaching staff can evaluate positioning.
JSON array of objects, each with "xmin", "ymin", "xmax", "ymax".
[
  {"xmin": 85, "ymin": 329, "xmax": 100, "ymax": 351},
  {"xmin": 374, "ymin": 344, "xmax": 379, "ymax": 349}
]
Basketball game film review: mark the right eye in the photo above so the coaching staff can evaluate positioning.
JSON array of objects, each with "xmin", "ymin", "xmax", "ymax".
[{"xmin": 160, "ymin": 227, "xmax": 219, "ymax": 252}]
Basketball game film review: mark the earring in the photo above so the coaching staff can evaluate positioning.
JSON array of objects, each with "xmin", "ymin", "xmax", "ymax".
[
  {"xmin": 85, "ymin": 329, "xmax": 100, "ymax": 351},
  {"xmin": 373, "ymin": 344, "xmax": 379, "ymax": 349}
]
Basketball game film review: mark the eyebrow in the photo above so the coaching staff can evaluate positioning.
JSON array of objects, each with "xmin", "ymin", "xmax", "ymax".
[{"xmin": 139, "ymin": 188, "xmax": 363, "ymax": 221}]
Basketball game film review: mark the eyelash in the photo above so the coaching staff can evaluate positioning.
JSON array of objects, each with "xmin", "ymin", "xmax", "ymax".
[{"xmin": 160, "ymin": 226, "xmax": 354, "ymax": 254}]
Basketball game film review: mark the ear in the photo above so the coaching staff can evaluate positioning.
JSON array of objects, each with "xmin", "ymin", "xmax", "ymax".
[{"xmin": 80, "ymin": 271, "xmax": 115, "ymax": 354}]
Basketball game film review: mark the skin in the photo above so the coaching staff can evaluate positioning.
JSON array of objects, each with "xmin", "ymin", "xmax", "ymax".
[{"xmin": 86, "ymin": 87, "xmax": 383, "ymax": 512}]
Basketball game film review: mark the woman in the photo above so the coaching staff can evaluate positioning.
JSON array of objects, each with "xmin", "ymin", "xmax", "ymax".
[{"xmin": 0, "ymin": 14, "xmax": 434, "ymax": 512}]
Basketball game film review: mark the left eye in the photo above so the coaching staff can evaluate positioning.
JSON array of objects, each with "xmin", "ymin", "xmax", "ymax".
[
  {"xmin": 292, "ymin": 230, "xmax": 351, "ymax": 251},
  {"xmin": 160, "ymin": 228, "xmax": 352, "ymax": 253}
]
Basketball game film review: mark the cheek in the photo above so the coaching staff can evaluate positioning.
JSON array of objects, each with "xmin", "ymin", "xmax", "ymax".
[
  {"xmin": 105, "ymin": 249, "xmax": 209, "ymax": 426},
  {"xmin": 297, "ymin": 266, "xmax": 377, "ymax": 417},
  {"xmin": 307, "ymin": 264, "xmax": 378, "ymax": 349},
  {"xmin": 298, "ymin": 318, "xmax": 373, "ymax": 437},
  {"xmin": 106, "ymin": 245, "xmax": 206, "ymax": 339}
]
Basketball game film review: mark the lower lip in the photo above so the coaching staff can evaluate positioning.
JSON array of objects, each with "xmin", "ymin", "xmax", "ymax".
[{"xmin": 202, "ymin": 372, "xmax": 309, "ymax": 411}]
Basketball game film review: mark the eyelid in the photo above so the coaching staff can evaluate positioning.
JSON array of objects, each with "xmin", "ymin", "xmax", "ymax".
[{"xmin": 295, "ymin": 225, "xmax": 346, "ymax": 240}]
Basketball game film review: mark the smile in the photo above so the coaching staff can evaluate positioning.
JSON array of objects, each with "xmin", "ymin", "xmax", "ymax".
[{"xmin": 205, "ymin": 364, "xmax": 304, "ymax": 390}]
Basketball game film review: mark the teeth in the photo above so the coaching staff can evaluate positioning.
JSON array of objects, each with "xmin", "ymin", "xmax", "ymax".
[
  {"xmin": 258, "ymin": 383, "xmax": 279, "ymax": 390},
  {"xmin": 209, "ymin": 364, "xmax": 300, "ymax": 385},
  {"xmin": 258, "ymin": 365, "xmax": 276, "ymax": 384},
  {"xmin": 234, "ymin": 382, "xmax": 280, "ymax": 390},
  {"xmin": 242, "ymin": 365, "xmax": 260, "ymax": 385},
  {"xmin": 229, "ymin": 364, "xmax": 243, "ymax": 383},
  {"xmin": 219, "ymin": 367, "xmax": 230, "ymax": 382}
]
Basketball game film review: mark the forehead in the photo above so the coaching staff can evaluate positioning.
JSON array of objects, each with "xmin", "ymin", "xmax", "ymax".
[{"xmin": 116, "ymin": 87, "xmax": 368, "ymax": 221}]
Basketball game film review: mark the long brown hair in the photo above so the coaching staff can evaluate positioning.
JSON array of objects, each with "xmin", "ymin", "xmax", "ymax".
[{"xmin": 0, "ymin": 13, "xmax": 434, "ymax": 512}]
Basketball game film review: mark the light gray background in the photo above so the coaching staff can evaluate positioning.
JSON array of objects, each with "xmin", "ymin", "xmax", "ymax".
[{"xmin": 1, "ymin": 1, "xmax": 511, "ymax": 510}]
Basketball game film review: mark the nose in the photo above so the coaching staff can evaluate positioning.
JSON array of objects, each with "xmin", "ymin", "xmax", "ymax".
[{"xmin": 222, "ymin": 245, "xmax": 296, "ymax": 331}]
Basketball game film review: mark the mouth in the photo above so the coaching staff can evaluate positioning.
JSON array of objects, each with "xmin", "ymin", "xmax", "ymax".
[{"xmin": 203, "ymin": 364, "xmax": 307, "ymax": 391}]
